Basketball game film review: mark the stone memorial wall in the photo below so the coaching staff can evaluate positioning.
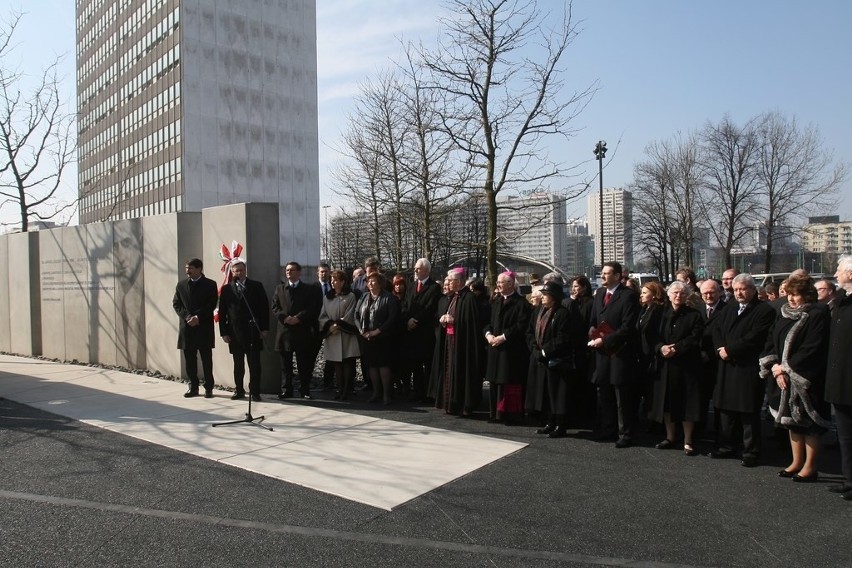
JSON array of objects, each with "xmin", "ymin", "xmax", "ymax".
[{"xmin": 0, "ymin": 203, "xmax": 286, "ymax": 393}]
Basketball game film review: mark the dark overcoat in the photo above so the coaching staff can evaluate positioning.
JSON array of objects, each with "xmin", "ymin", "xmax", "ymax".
[
  {"xmin": 485, "ymin": 292, "xmax": 532, "ymax": 385},
  {"xmin": 172, "ymin": 275, "xmax": 218, "ymax": 350},
  {"xmin": 763, "ymin": 303, "xmax": 831, "ymax": 417},
  {"xmin": 272, "ymin": 281, "xmax": 322, "ymax": 352},
  {"xmin": 712, "ymin": 298, "xmax": 775, "ymax": 413},
  {"xmin": 428, "ymin": 288, "xmax": 484, "ymax": 411},
  {"xmin": 637, "ymin": 303, "xmax": 665, "ymax": 382},
  {"xmin": 525, "ymin": 304, "xmax": 577, "ymax": 415},
  {"xmin": 401, "ymin": 278, "xmax": 442, "ymax": 360},
  {"xmin": 825, "ymin": 293, "xmax": 852, "ymax": 405},
  {"xmin": 218, "ymin": 278, "xmax": 270, "ymax": 353},
  {"xmin": 649, "ymin": 304, "xmax": 705, "ymax": 422},
  {"xmin": 589, "ymin": 285, "xmax": 640, "ymax": 386}
]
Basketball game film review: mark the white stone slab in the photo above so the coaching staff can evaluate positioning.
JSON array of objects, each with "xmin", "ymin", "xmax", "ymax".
[{"xmin": 0, "ymin": 355, "xmax": 526, "ymax": 510}]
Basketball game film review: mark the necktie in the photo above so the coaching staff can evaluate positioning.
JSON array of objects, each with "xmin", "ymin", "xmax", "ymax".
[
  {"xmin": 707, "ymin": 306, "xmax": 713, "ymax": 319},
  {"xmin": 604, "ymin": 291, "xmax": 612, "ymax": 307},
  {"xmin": 323, "ymin": 282, "xmax": 329, "ymax": 295},
  {"xmin": 416, "ymin": 280, "xmax": 423, "ymax": 293},
  {"xmin": 738, "ymin": 304, "xmax": 746, "ymax": 316}
]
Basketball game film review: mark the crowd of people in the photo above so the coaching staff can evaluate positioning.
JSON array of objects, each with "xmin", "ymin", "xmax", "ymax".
[{"xmin": 172, "ymin": 254, "xmax": 852, "ymax": 501}]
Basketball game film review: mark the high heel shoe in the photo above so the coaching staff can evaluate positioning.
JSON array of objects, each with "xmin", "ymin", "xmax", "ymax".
[
  {"xmin": 536, "ymin": 424, "xmax": 556, "ymax": 435},
  {"xmin": 778, "ymin": 469, "xmax": 800, "ymax": 478},
  {"xmin": 792, "ymin": 472, "xmax": 819, "ymax": 483}
]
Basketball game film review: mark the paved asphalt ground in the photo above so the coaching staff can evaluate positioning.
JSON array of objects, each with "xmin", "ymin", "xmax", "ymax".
[{"xmin": 1, "ymin": 378, "xmax": 850, "ymax": 568}]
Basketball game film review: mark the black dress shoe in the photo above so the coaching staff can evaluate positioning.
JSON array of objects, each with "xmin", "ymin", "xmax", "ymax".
[
  {"xmin": 230, "ymin": 392, "xmax": 246, "ymax": 400},
  {"xmin": 251, "ymin": 394, "xmax": 262, "ymax": 402},
  {"xmin": 204, "ymin": 390, "xmax": 214, "ymax": 399},
  {"xmin": 741, "ymin": 456, "xmax": 759, "ymax": 468},
  {"xmin": 184, "ymin": 389, "xmax": 199, "ymax": 398},
  {"xmin": 536, "ymin": 424, "xmax": 556, "ymax": 435},
  {"xmin": 828, "ymin": 485, "xmax": 852, "ymax": 494},
  {"xmin": 792, "ymin": 472, "xmax": 819, "ymax": 483},
  {"xmin": 615, "ymin": 437, "xmax": 632, "ymax": 448},
  {"xmin": 277, "ymin": 390, "xmax": 293, "ymax": 400},
  {"xmin": 548, "ymin": 427, "xmax": 567, "ymax": 439},
  {"xmin": 778, "ymin": 469, "xmax": 800, "ymax": 478}
]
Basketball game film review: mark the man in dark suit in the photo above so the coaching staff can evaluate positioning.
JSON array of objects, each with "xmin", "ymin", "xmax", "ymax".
[
  {"xmin": 218, "ymin": 260, "xmax": 270, "ymax": 402},
  {"xmin": 172, "ymin": 258, "xmax": 219, "ymax": 398},
  {"xmin": 314, "ymin": 263, "xmax": 335, "ymax": 390},
  {"xmin": 401, "ymin": 257, "xmax": 442, "ymax": 401},
  {"xmin": 711, "ymin": 273, "xmax": 776, "ymax": 467},
  {"xmin": 485, "ymin": 271, "xmax": 532, "ymax": 423},
  {"xmin": 698, "ymin": 279, "xmax": 727, "ymax": 433},
  {"xmin": 588, "ymin": 261, "xmax": 640, "ymax": 448},
  {"xmin": 826, "ymin": 256, "xmax": 852, "ymax": 499},
  {"xmin": 273, "ymin": 262, "xmax": 322, "ymax": 400}
]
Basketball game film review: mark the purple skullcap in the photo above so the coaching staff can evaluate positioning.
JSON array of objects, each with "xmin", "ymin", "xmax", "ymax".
[
  {"xmin": 501, "ymin": 270, "xmax": 516, "ymax": 280},
  {"xmin": 448, "ymin": 267, "xmax": 465, "ymax": 278}
]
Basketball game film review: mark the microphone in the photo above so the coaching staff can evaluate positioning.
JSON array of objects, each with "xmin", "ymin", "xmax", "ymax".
[{"xmin": 235, "ymin": 280, "xmax": 245, "ymax": 295}]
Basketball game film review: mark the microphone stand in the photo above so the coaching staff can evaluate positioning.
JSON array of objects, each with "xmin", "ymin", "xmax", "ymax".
[{"xmin": 213, "ymin": 280, "xmax": 273, "ymax": 431}]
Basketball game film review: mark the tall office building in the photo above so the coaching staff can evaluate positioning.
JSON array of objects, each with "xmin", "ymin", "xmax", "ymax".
[
  {"xmin": 587, "ymin": 188, "xmax": 633, "ymax": 270},
  {"xmin": 498, "ymin": 192, "xmax": 567, "ymax": 272},
  {"xmin": 564, "ymin": 218, "xmax": 593, "ymax": 277},
  {"xmin": 76, "ymin": 0, "xmax": 320, "ymax": 262}
]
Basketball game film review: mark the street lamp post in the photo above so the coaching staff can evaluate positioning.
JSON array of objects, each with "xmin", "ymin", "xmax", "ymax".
[
  {"xmin": 322, "ymin": 205, "xmax": 331, "ymax": 264},
  {"xmin": 593, "ymin": 140, "xmax": 607, "ymax": 269}
]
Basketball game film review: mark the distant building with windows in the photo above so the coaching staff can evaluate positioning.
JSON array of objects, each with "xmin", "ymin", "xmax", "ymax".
[
  {"xmin": 802, "ymin": 216, "xmax": 852, "ymax": 255},
  {"xmin": 498, "ymin": 192, "xmax": 567, "ymax": 272},
  {"xmin": 564, "ymin": 219, "xmax": 593, "ymax": 276},
  {"xmin": 75, "ymin": 0, "xmax": 320, "ymax": 262},
  {"xmin": 587, "ymin": 188, "xmax": 633, "ymax": 269}
]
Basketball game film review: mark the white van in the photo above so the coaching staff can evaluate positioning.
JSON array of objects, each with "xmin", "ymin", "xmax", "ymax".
[{"xmin": 629, "ymin": 273, "xmax": 660, "ymax": 286}]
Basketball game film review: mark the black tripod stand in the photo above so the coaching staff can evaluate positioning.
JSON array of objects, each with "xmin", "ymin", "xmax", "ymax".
[{"xmin": 212, "ymin": 280, "xmax": 273, "ymax": 432}]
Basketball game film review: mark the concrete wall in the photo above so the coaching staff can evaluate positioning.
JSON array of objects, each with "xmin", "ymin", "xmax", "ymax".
[
  {"xmin": 203, "ymin": 202, "xmax": 281, "ymax": 393},
  {"xmin": 7, "ymin": 231, "xmax": 40, "ymax": 356},
  {"xmin": 181, "ymin": 0, "xmax": 320, "ymax": 266},
  {"xmin": 0, "ymin": 236, "xmax": 8, "ymax": 352},
  {"xmin": 1, "ymin": 203, "xmax": 282, "ymax": 392},
  {"xmin": 142, "ymin": 212, "xmax": 204, "ymax": 379}
]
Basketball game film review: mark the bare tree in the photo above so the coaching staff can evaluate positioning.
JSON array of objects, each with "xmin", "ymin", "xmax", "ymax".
[
  {"xmin": 699, "ymin": 114, "xmax": 762, "ymax": 267},
  {"xmin": 754, "ymin": 111, "xmax": 846, "ymax": 271},
  {"xmin": 421, "ymin": 0, "xmax": 595, "ymax": 287},
  {"xmin": 396, "ymin": 46, "xmax": 470, "ymax": 263},
  {"xmin": 0, "ymin": 13, "xmax": 75, "ymax": 232},
  {"xmin": 632, "ymin": 156, "xmax": 677, "ymax": 279}
]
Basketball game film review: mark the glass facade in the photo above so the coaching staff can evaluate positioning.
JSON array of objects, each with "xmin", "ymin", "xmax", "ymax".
[{"xmin": 77, "ymin": 0, "xmax": 182, "ymax": 222}]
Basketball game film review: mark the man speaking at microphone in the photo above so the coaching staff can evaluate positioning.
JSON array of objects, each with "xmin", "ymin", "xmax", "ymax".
[{"xmin": 218, "ymin": 259, "xmax": 270, "ymax": 401}]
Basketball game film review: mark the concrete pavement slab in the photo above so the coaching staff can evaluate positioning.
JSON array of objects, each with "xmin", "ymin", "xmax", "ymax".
[{"xmin": 0, "ymin": 354, "xmax": 526, "ymax": 510}]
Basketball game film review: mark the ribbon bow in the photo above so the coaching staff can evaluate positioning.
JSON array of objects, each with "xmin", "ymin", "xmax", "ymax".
[{"xmin": 214, "ymin": 240, "xmax": 245, "ymax": 322}]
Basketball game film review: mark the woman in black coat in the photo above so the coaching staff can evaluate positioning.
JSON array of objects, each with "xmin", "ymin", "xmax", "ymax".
[
  {"xmin": 650, "ymin": 281, "xmax": 705, "ymax": 456},
  {"xmin": 638, "ymin": 281, "xmax": 666, "ymax": 412},
  {"xmin": 355, "ymin": 272, "xmax": 400, "ymax": 404},
  {"xmin": 760, "ymin": 274, "xmax": 831, "ymax": 482},
  {"xmin": 526, "ymin": 282, "xmax": 578, "ymax": 437}
]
